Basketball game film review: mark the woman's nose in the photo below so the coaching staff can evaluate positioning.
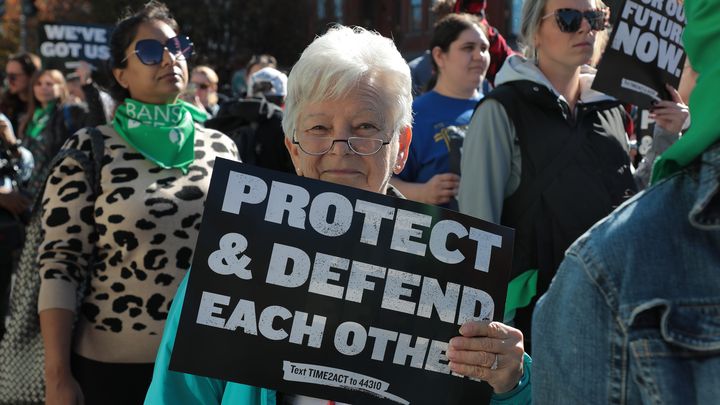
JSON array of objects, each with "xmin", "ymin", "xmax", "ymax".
[
  {"xmin": 578, "ymin": 16, "xmax": 592, "ymax": 33},
  {"xmin": 328, "ymin": 138, "xmax": 352, "ymax": 155},
  {"xmin": 161, "ymin": 47, "xmax": 179, "ymax": 66}
]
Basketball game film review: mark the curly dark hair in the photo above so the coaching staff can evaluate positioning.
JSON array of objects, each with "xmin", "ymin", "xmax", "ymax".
[{"xmin": 106, "ymin": 0, "xmax": 180, "ymax": 103}]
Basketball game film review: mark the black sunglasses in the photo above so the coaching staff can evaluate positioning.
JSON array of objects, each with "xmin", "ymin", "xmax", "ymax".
[
  {"xmin": 122, "ymin": 35, "xmax": 194, "ymax": 65},
  {"xmin": 542, "ymin": 8, "xmax": 607, "ymax": 33}
]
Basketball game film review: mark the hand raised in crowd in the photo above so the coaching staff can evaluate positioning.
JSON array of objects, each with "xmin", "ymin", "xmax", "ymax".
[
  {"xmin": 650, "ymin": 84, "xmax": 689, "ymax": 134},
  {"xmin": 74, "ymin": 61, "xmax": 93, "ymax": 85},
  {"xmin": 0, "ymin": 187, "xmax": 31, "ymax": 215},
  {"xmin": 0, "ymin": 119, "xmax": 18, "ymax": 151},
  {"xmin": 422, "ymin": 172, "xmax": 460, "ymax": 205},
  {"xmin": 447, "ymin": 320, "xmax": 525, "ymax": 394},
  {"xmin": 179, "ymin": 84, "xmax": 205, "ymax": 110}
]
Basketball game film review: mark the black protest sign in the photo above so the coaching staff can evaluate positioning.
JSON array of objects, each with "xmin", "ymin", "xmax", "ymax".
[
  {"xmin": 170, "ymin": 158, "xmax": 514, "ymax": 405},
  {"xmin": 38, "ymin": 22, "xmax": 111, "ymax": 74},
  {"xmin": 593, "ymin": 0, "xmax": 686, "ymax": 108},
  {"xmin": 634, "ymin": 108, "xmax": 656, "ymax": 158},
  {"xmin": 604, "ymin": 0, "xmax": 624, "ymax": 23}
]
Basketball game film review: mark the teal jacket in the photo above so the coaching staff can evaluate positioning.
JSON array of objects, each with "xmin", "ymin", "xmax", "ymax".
[{"xmin": 145, "ymin": 272, "xmax": 531, "ymax": 405}]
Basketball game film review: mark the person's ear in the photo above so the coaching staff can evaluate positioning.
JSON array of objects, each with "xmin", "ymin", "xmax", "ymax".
[
  {"xmin": 113, "ymin": 68, "xmax": 129, "ymax": 90},
  {"xmin": 393, "ymin": 127, "xmax": 412, "ymax": 174},
  {"xmin": 534, "ymin": 30, "xmax": 542, "ymax": 50},
  {"xmin": 431, "ymin": 46, "xmax": 446, "ymax": 71},
  {"xmin": 284, "ymin": 136, "xmax": 303, "ymax": 176}
]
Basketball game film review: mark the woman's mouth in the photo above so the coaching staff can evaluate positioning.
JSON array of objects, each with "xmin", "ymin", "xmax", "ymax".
[{"xmin": 158, "ymin": 70, "xmax": 182, "ymax": 81}]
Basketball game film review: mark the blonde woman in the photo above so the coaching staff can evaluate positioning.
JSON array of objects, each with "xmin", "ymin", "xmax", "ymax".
[
  {"xmin": 189, "ymin": 65, "xmax": 225, "ymax": 118},
  {"xmin": 458, "ymin": 0, "xmax": 636, "ymax": 347}
]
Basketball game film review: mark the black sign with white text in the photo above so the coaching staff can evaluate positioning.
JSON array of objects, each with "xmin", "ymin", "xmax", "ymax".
[
  {"xmin": 170, "ymin": 158, "xmax": 514, "ymax": 404},
  {"xmin": 593, "ymin": 0, "xmax": 686, "ymax": 108},
  {"xmin": 38, "ymin": 22, "xmax": 111, "ymax": 74}
]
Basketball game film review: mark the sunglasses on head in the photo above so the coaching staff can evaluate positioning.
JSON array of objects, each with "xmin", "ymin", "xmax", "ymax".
[
  {"xmin": 542, "ymin": 8, "xmax": 607, "ymax": 33},
  {"xmin": 121, "ymin": 35, "xmax": 193, "ymax": 65}
]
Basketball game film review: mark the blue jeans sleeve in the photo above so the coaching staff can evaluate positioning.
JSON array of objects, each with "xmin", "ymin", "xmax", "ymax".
[{"xmin": 531, "ymin": 252, "xmax": 616, "ymax": 404}]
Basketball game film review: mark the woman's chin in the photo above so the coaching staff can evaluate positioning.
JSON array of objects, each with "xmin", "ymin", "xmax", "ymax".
[{"xmin": 320, "ymin": 172, "xmax": 369, "ymax": 190}]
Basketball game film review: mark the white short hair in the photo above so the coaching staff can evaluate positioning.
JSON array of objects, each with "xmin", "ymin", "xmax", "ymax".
[{"xmin": 282, "ymin": 25, "xmax": 413, "ymax": 139}]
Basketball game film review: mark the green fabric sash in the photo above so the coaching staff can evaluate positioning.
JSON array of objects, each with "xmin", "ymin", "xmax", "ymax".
[
  {"xmin": 504, "ymin": 268, "xmax": 538, "ymax": 321},
  {"xmin": 26, "ymin": 101, "xmax": 56, "ymax": 139},
  {"xmin": 651, "ymin": 0, "xmax": 720, "ymax": 184},
  {"xmin": 112, "ymin": 99, "xmax": 196, "ymax": 174}
]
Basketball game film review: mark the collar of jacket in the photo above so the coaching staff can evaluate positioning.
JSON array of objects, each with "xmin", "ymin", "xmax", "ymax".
[
  {"xmin": 494, "ymin": 54, "xmax": 617, "ymax": 110},
  {"xmin": 688, "ymin": 142, "xmax": 720, "ymax": 230}
]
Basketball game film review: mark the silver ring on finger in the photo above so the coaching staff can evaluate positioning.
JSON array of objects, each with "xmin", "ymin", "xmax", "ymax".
[{"xmin": 490, "ymin": 353, "xmax": 498, "ymax": 370}]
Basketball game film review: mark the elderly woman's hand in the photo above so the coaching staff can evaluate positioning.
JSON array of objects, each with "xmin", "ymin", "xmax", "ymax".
[
  {"xmin": 651, "ymin": 84, "xmax": 689, "ymax": 134},
  {"xmin": 447, "ymin": 320, "xmax": 525, "ymax": 394}
]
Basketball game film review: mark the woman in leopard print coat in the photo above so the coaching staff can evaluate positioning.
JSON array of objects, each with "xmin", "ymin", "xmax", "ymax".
[{"xmin": 36, "ymin": 2, "xmax": 239, "ymax": 404}]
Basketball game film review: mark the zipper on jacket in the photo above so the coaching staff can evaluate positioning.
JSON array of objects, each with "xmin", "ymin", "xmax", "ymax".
[{"xmin": 558, "ymin": 98, "xmax": 574, "ymax": 126}]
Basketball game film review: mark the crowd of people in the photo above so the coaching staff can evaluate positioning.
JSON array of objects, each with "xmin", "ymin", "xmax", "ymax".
[{"xmin": 0, "ymin": 0, "xmax": 715, "ymax": 404}]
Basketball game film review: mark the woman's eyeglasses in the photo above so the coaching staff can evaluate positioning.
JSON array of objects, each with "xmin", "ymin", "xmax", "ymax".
[
  {"xmin": 121, "ymin": 35, "xmax": 194, "ymax": 65},
  {"xmin": 542, "ymin": 8, "xmax": 607, "ymax": 33},
  {"xmin": 293, "ymin": 130, "xmax": 390, "ymax": 156}
]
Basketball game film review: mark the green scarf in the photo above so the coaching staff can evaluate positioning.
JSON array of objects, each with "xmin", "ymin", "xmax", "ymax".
[
  {"xmin": 27, "ymin": 101, "xmax": 56, "ymax": 139},
  {"xmin": 112, "ymin": 99, "xmax": 196, "ymax": 174},
  {"xmin": 651, "ymin": 0, "xmax": 720, "ymax": 184}
]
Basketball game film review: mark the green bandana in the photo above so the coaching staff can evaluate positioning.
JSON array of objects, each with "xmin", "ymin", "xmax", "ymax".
[
  {"xmin": 651, "ymin": 0, "xmax": 720, "ymax": 184},
  {"xmin": 112, "ymin": 99, "xmax": 196, "ymax": 174},
  {"xmin": 27, "ymin": 101, "xmax": 56, "ymax": 139}
]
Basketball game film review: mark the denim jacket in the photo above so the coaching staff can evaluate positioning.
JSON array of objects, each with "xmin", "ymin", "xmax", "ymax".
[{"xmin": 531, "ymin": 142, "xmax": 720, "ymax": 404}]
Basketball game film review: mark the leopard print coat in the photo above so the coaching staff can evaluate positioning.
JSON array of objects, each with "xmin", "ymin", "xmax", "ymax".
[{"xmin": 37, "ymin": 124, "xmax": 239, "ymax": 363}]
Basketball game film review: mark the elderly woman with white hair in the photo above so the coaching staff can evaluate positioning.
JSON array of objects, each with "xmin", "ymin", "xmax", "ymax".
[{"xmin": 145, "ymin": 25, "xmax": 531, "ymax": 405}]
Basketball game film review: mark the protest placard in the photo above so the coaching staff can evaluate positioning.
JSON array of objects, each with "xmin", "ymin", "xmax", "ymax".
[
  {"xmin": 170, "ymin": 158, "xmax": 514, "ymax": 404},
  {"xmin": 593, "ymin": 0, "xmax": 686, "ymax": 108},
  {"xmin": 634, "ymin": 108, "xmax": 656, "ymax": 158},
  {"xmin": 38, "ymin": 22, "xmax": 112, "ymax": 74}
]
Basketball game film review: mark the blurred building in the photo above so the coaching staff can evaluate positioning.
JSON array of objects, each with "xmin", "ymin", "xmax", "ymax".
[{"xmin": 307, "ymin": 0, "xmax": 523, "ymax": 60}]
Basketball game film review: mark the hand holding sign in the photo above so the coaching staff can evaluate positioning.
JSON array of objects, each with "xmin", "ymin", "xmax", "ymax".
[
  {"xmin": 649, "ymin": 84, "xmax": 689, "ymax": 134},
  {"xmin": 447, "ymin": 321, "xmax": 525, "ymax": 395},
  {"xmin": 593, "ymin": 0, "xmax": 686, "ymax": 108},
  {"xmin": 171, "ymin": 160, "xmax": 515, "ymax": 404},
  {"xmin": 74, "ymin": 61, "xmax": 93, "ymax": 85}
]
